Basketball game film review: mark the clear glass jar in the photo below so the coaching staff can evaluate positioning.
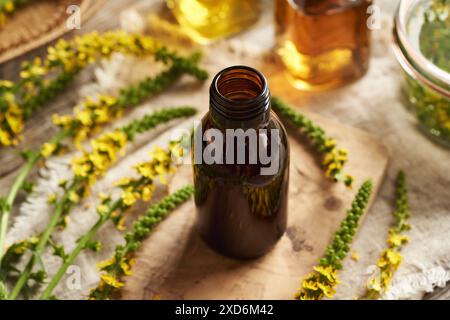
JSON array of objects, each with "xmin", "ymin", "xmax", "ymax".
[
  {"xmin": 274, "ymin": 0, "xmax": 372, "ymax": 91},
  {"xmin": 393, "ymin": 0, "xmax": 450, "ymax": 147},
  {"xmin": 166, "ymin": 0, "xmax": 261, "ymax": 44}
]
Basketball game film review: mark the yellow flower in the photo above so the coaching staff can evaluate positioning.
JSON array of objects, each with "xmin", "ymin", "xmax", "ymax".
[
  {"xmin": 76, "ymin": 109, "xmax": 93, "ymax": 126},
  {"xmin": 96, "ymin": 257, "xmax": 115, "ymax": 270},
  {"xmin": 313, "ymin": 265, "xmax": 338, "ymax": 284},
  {"xmin": 94, "ymin": 107, "xmax": 109, "ymax": 123},
  {"xmin": 100, "ymin": 274, "xmax": 124, "ymax": 288},
  {"xmin": 141, "ymin": 185, "xmax": 154, "ymax": 202},
  {"xmin": 41, "ymin": 142, "xmax": 57, "ymax": 158},
  {"xmin": 120, "ymin": 260, "xmax": 133, "ymax": 276},
  {"xmin": 98, "ymin": 192, "xmax": 109, "ymax": 201},
  {"xmin": 47, "ymin": 193, "xmax": 57, "ymax": 204},
  {"xmin": 68, "ymin": 191, "xmax": 80, "ymax": 203},
  {"xmin": 52, "ymin": 114, "xmax": 72, "ymax": 127},
  {"xmin": 72, "ymin": 156, "xmax": 92, "ymax": 178},
  {"xmin": 380, "ymin": 270, "xmax": 393, "ymax": 289},
  {"xmin": 4, "ymin": 1, "xmax": 14, "ymax": 13},
  {"xmin": 114, "ymin": 178, "xmax": 131, "ymax": 187},
  {"xmin": 385, "ymin": 249, "xmax": 402, "ymax": 267},
  {"xmin": 377, "ymin": 256, "xmax": 388, "ymax": 269},
  {"xmin": 89, "ymin": 152, "xmax": 108, "ymax": 172},
  {"xmin": 29, "ymin": 236, "xmax": 39, "ymax": 244},
  {"xmin": 325, "ymin": 162, "xmax": 339, "ymax": 177},
  {"xmin": 367, "ymin": 277, "xmax": 381, "ymax": 292},
  {"xmin": 317, "ymin": 282, "xmax": 336, "ymax": 298},
  {"xmin": 322, "ymin": 152, "xmax": 334, "ymax": 166},
  {"xmin": 96, "ymin": 204, "xmax": 109, "ymax": 215},
  {"xmin": 152, "ymin": 147, "xmax": 170, "ymax": 162},
  {"xmin": 387, "ymin": 233, "xmax": 409, "ymax": 247},
  {"xmin": 302, "ymin": 279, "xmax": 319, "ymax": 291},
  {"xmin": 351, "ymin": 252, "xmax": 360, "ymax": 261},
  {"xmin": 0, "ymin": 80, "xmax": 14, "ymax": 88},
  {"xmin": 377, "ymin": 249, "xmax": 402, "ymax": 269},
  {"xmin": 324, "ymin": 138, "xmax": 337, "ymax": 149},
  {"xmin": 0, "ymin": 129, "xmax": 11, "ymax": 146},
  {"xmin": 14, "ymin": 243, "xmax": 27, "ymax": 254},
  {"xmin": 122, "ymin": 188, "xmax": 140, "ymax": 206},
  {"xmin": 136, "ymin": 162, "xmax": 155, "ymax": 179},
  {"xmin": 5, "ymin": 108, "xmax": 24, "ymax": 134},
  {"xmin": 71, "ymin": 130, "xmax": 127, "ymax": 182},
  {"xmin": 116, "ymin": 216, "xmax": 126, "ymax": 231},
  {"xmin": 61, "ymin": 215, "xmax": 71, "ymax": 228}
]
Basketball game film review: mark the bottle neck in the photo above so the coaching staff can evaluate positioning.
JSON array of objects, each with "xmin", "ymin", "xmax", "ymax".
[{"xmin": 209, "ymin": 66, "xmax": 271, "ymax": 130}]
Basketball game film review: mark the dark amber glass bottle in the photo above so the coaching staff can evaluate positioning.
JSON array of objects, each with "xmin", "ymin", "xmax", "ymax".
[{"xmin": 192, "ymin": 66, "xmax": 290, "ymax": 259}]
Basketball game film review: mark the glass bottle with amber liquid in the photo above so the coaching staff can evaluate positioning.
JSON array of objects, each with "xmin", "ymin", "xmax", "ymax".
[
  {"xmin": 192, "ymin": 66, "xmax": 290, "ymax": 259},
  {"xmin": 275, "ymin": 0, "xmax": 373, "ymax": 90},
  {"xmin": 167, "ymin": 0, "xmax": 261, "ymax": 44}
]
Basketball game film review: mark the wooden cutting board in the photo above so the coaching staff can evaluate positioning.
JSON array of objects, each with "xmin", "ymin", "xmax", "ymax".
[
  {"xmin": 0, "ymin": 0, "xmax": 106, "ymax": 65},
  {"xmin": 120, "ymin": 108, "xmax": 389, "ymax": 300}
]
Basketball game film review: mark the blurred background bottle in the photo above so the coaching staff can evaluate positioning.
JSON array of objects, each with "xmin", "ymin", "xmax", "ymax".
[
  {"xmin": 167, "ymin": 0, "xmax": 261, "ymax": 44},
  {"xmin": 275, "ymin": 0, "xmax": 372, "ymax": 91}
]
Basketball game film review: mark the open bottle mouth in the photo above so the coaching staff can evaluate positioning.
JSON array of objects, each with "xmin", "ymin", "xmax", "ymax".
[
  {"xmin": 393, "ymin": 0, "xmax": 450, "ymax": 97},
  {"xmin": 210, "ymin": 65, "xmax": 271, "ymax": 122}
]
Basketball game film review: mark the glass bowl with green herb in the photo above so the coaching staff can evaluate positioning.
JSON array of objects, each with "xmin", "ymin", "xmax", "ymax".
[{"xmin": 393, "ymin": 0, "xmax": 450, "ymax": 147}]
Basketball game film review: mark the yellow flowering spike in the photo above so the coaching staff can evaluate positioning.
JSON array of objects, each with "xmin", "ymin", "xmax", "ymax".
[
  {"xmin": 1, "ymin": 30, "xmax": 179, "ymax": 148},
  {"xmin": 297, "ymin": 266, "xmax": 339, "ymax": 300},
  {"xmin": 100, "ymin": 274, "xmax": 124, "ymax": 288},
  {"xmin": 71, "ymin": 130, "xmax": 127, "ymax": 183}
]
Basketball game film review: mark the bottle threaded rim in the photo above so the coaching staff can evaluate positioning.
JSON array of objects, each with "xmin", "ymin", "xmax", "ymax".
[{"xmin": 210, "ymin": 65, "xmax": 271, "ymax": 121}]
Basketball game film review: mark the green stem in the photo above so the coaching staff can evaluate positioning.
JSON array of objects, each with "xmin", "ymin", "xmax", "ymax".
[
  {"xmin": 7, "ymin": 180, "xmax": 79, "ymax": 300},
  {"xmin": 40, "ymin": 200, "xmax": 122, "ymax": 300},
  {"xmin": 0, "ymin": 129, "xmax": 69, "ymax": 262}
]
